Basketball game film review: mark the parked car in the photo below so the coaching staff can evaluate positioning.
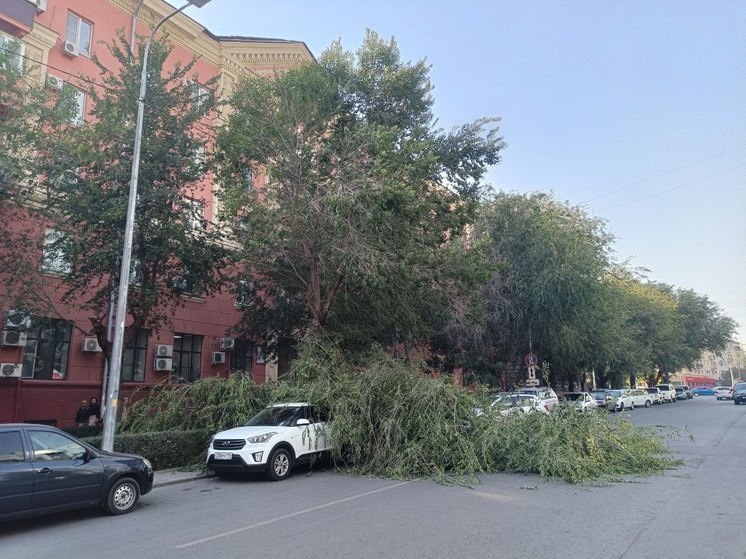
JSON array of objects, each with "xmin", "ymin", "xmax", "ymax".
[
  {"xmin": 491, "ymin": 393, "xmax": 547, "ymax": 415},
  {"xmin": 0, "ymin": 423, "xmax": 154, "ymax": 522},
  {"xmin": 644, "ymin": 387, "xmax": 663, "ymax": 404},
  {"xmin": 674, "ymin": 387, "xmax": 688, "ymax": 401},
  {"xmin": 517, "ymin": 386, "xmax": 559, "ymax": 411},
  {"xmin": 559, "ymin": 392, "xmax": 598, "ymax": 412},
  {"xmin": 591, "ymin": 390, "xmax": 616, "ymax": 411},
  {"xmin": 732, "ymin": 383, "xmax": 746, "ymax": 405},
  {"xmin": 691, "ymin": 387, "xmax": 715, "ymax": 396},
  {"xmin": 607, "ymin": 389, "xmax": 634, "ymax": 411},
  {"xmin": 627, "ymin": 389, "xmax": 654, "ymax": 408},
  {"xmin": 714, "ymin": 386, "xmax": 733, "ymax": 401},
  {"xmin": 655, "ymin": 384, "xmax": 677, "ymax": 404},
  {"xmin": 681, "ymin": 385, "xmax": 693, "ymax": 399},
  {"xmin": 206, "ymin": 403, "xmax": 332, "ymax": 481}
]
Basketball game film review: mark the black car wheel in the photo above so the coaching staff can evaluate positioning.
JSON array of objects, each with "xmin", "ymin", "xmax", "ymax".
[
  {"xmin": 267, "ymin": 447, "xmax": 293, "ymax": 481},
  {"xmin": 105, "ymin": 477, "xmax": 140, "ymax": 515},
  {"xmin": 645, "ymin": 400, "xmax": 652, "ymax": 408}
]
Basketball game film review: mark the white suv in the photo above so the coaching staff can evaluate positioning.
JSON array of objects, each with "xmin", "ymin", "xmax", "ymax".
[
  {"xmin": 655, "ymin": 384, "xmax": 677, "ymax": 404},
  {"xmin": 206, "ymin": 403, "xmax": 332, "ymax": 481},
  {"xmin": 517, "ymin": 386, "xmax": 559, "ymax": 411}
]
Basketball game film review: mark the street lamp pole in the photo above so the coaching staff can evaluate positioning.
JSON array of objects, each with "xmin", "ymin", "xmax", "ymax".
[{"xmin": 102, "ymin": 0, "xmax": 213, "ymax": 451}]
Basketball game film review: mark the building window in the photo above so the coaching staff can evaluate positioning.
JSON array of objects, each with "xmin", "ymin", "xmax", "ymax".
[
  {"xmin": 70, "ymin": 87, "xmax": 85, "ymax": 126},
  {"xmin": 238, "ymin": 163, "xmax": 253, "ymax": 192},
  {"xmin": 173, "ymin": 333, "xmax": 202, "ymax": 383},
  {"xmin": 42, "ymin": 229, "xmax": 71, "ymax": 274},
  {"xmin": 185, "ymin": 79, "xmax": 208, "ymax": 113},
  {"xmin": 193, "ymin": 145, "xmax": 206, "ymax": 167},
  {"xmin": 231, "ymin": 339, "xmax": 253, "ymax": 376},
  {"xmin": 122, "ymin": 329, "xmax": 148, "ymax": 382},
  {"xmin": 21, "ymin": 317, "xmax": 72, "ymax": 380},
  {"xmin": 0, "ymin": 33, "xmax": 24, "ymax": 72},
  {"xmin": 185, "ymin": 198, "xmax": 206, "ymax": 230},
  {"xmin": 65, "ymin": 12, "xmax": 92, "ymax": 57},
  {"xmin": 235, "ymin": 279, "xmax": 250, "ymax": 308}
]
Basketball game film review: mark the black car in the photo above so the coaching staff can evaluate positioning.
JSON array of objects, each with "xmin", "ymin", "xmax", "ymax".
[
  {"xmin": 0, "ymin": 423, "xmax": 153, "ymax": 522},
  {"xmin": 733, "ymin": 382, "xmax": 746, "ymax": 405}
]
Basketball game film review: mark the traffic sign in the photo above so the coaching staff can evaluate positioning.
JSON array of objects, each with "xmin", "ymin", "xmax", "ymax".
[
  {"xmin": 525, "ymin": 378, "xmax": 540, "ymax": 387},
  {"xmin": 524, "ymin": 353, "xmax": 538, "ymax": 367}
]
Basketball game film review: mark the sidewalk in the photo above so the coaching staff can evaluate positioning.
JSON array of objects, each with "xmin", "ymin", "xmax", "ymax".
[{"xmin": 153, "ymin": 468, "xmax": 211, "ymax": 488}]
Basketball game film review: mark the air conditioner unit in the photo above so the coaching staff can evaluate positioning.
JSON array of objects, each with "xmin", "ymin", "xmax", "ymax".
[
  {"xmin": 211, "ymin": 351, "xmax": 226, "ymax": 365},
  {"xmin": 219, "ymin": 338, "xmax": 235, "ymax": 350},
  {"xmin": 1, "ymin": 330, "xmax": 27, "ymax": 347},
  {"xmin": 0, "ymin": 363, "xmax": 22, "ymax": 378},
  {"xmin": 155, "ymin": 344, "xmax": 173, "ymax": 357},
  {"xmin": 154, "ymin": 357, "xmax": 172, "ymax": 371},
  {"xmin": 63, "ymin": 40, "xmax": 79, "ymax": 57},
  {"xmin": 34, "ymin": 0, "xmax": 48, "ymax": 13},
  {"xmin": 46, "ymin": 74, "xmax": 64, "ymax": 90},
  {"xmin": 82, "ymin": 338, "xmax": 102, "ymax": 352},
  {"xmin": 4, "ymin": 310, "xmax": 31, "ymax": 330}
]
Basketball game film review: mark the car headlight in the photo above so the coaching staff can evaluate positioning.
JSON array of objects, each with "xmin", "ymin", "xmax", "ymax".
[
  {"xmin": 142, "ymin": 458, "xmax": 153, "ymax": 471},
  {"xmin": 247, "ymin": 432, "xmax": 276, "ymax": 444}
]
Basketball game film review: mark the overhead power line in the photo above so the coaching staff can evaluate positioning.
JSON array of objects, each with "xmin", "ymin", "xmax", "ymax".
[
  {"xmin": 582, "ymin": 142, "xmax": 746, "ymax": 204},
  {"xmin": 598, "ymin": 162, "xmax": 746, "ymax": 211}
]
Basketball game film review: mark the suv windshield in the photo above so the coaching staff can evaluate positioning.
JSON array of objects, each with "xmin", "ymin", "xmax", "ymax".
[
  {"xmin": 735, "ymin": 383, "xmax": 746, "ymax": 391},
  {"xmin": 561, "ymin": 393, "xmax": 583, "ymax": 401},
  {"xmin": 245, "ymin": 406, "xmax": 302, "ymax": 427}
]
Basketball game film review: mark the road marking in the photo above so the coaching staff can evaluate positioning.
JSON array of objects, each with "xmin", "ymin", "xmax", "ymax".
[{"xmin": 175, "ymin": 481, "xmax": 410, "ymax": 549}]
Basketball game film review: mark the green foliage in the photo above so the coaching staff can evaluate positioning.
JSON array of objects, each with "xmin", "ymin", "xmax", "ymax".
[
  {"xmin": 0, "ymin": 49, "xmax": 79, "ymax": 313},
  {"xmin": 42, "ymin": 33, "xmax": 233, "ymax": 348},
  {"xmin": 120, "ymin": 339, "xmax": 680, "ymax": 484},
  {"xmin": 84, "ymin": 429, "xmax": 211, "ymax": 470},
  {"xmin": 120, "ymin": 375, "xmax": 275, "ymax": 434},
  {"xmin": 482, "ymin": 408, "xmax": 680, "ymax": 484}
]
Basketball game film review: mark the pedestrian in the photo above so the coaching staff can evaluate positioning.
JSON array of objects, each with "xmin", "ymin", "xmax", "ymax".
[
  {"xmin": 87, "ymin": 396, "xmax": 101, "ymax": 426},
  {"xmin": 117, "ymin": 396, "xmax": 130, "ymax": 422},
  {"xmin": 75, "ymin": 400, "xmax": 89, "ymax": 427}
]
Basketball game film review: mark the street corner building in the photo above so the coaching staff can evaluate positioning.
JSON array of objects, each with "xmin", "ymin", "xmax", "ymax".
[{"xmin": 0, "ymin": 0, "xmax": 314, "ymax": 427}]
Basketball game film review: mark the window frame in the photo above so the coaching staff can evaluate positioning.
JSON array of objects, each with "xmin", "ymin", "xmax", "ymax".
[
  {"xmin": 173, "ymin": 333, "xmax": 202, "ymax": 383},
  {"xmin": 41, "ymin": 228, "xmax": 71, "ymax": 275},
  {"xmin": 65, "ymin": 12, "xmax": 93, "ymax": 58},
  {"xmin": 122, "ymin": 329, "xmax": 148, "ymax": 382},
  {"xmin": 21, "ymin": 317, "xmax": 72, "ymax": 380},
  {"xmin": 0, "ymin": 32, "xmax": 25, "ymax": 72}
]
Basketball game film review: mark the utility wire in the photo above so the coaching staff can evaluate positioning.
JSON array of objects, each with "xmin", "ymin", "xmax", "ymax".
[
  {"xmin": 598, "ymin": 162, "xmax": 746, "ymax": 211},
  {"xmin": 582, "ymin": 142, "xmax": 746, "ymax": 203}
]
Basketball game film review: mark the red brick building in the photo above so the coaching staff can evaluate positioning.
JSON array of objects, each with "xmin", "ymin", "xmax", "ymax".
[{"xmin": 0, "ymin": 0, "xmax": 313, "ymax": 427}]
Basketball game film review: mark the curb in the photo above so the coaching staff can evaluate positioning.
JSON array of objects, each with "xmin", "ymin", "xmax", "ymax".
[{"xmin": 153, "ymin": 469, "xmax": 212, "ymax": 488}]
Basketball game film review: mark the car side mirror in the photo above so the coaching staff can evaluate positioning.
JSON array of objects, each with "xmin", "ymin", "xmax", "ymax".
[{"xmin": 296, "ymin": 418, "xmax": 310, "ymax": 426}]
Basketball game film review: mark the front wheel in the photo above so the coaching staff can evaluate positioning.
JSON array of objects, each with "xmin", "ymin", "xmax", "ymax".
[
  {"xmin": 105, "ymin": 477, "xmax": 140, "ymax": 515},
  {"xmin": 645, "ymin": 400, "xmax": 652, "ymax": 408},
  {"xmin": 267, "ymin": 447, "xmax": 293, "ymax": 481}
]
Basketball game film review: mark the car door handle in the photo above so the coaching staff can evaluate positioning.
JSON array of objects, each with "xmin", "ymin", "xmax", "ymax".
[{"xmin": 37, "ymin": 467, "xmax": 52, "ymax": 474}]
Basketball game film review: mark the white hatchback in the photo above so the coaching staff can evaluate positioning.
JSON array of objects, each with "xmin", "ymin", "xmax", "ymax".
[
  {"xmin": 206, "ymin": 403, "xmax": 332, "ymax": 481},
  {"xmin": 714, "ymin": 386, "xmax": 733, "ymax": 400}
]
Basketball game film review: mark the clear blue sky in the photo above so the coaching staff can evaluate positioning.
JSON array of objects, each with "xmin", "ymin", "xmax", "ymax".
[{"xmin": 186, "ymin": 0, "xmax": 746, "ymax": 341}]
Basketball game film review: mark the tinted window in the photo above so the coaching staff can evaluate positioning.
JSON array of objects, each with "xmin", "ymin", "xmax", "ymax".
[
  {"xmin": 0, "ymin": 431, "xmax": 25, "ymax": 462},
  {"xmin": 29, "ymin": 431, "xmax": 86, "ymax": 462}
]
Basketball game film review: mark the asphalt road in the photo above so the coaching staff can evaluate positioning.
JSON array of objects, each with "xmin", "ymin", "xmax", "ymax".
[{"xmin": 2, "ymin": 397, "xmax": 744, "ymax": 559}]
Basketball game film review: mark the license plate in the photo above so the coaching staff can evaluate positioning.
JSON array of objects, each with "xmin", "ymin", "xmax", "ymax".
[{"xmin": 214, "ymin": 452, "xmax": 232, "ymax": 460}]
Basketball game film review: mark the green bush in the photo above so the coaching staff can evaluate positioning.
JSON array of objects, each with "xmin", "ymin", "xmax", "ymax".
[
  {"xmin": 83, "ymin": 429, "xmax": 211, "ymax": 470},
  {"xmin": 63, "ymin": 425, "xmax": 103, "ymax": 439}
]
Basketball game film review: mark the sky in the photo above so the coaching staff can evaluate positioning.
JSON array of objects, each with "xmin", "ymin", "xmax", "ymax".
[{"xmin": 184, "ymin": 0, "xmax": 746, "ymax": 340}]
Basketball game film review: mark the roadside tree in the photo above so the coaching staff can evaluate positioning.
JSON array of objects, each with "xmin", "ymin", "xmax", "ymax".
[{"xmin": 217, "ymin": 31, "xmax": 504, "ymax": 358}]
